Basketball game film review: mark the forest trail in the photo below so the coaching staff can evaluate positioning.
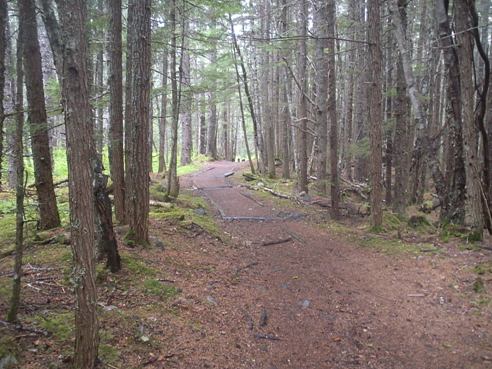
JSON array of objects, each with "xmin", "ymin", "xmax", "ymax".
[{"xmin": 169, "ymin": 161, "xmax": 492, "ymax": 369}]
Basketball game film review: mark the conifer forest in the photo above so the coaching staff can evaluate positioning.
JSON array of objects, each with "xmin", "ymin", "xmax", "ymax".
[{"xmin": 0, "ymin": 0, "xmax": 492, "ymax": 368}]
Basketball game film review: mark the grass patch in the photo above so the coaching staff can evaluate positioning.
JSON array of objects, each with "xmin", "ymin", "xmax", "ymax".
[
  {"xmin": 33, "ymin": 311, "xmax": 74, "ymax": 342},
  {"xmin": 0, "ymin": 334, "xmax": 19, "ymax": 364},
  {"xmin": 474, "ymin": 261, "xmax": 492, "ymax": 276},
  {"xmin": 120, "ymin": 253, "xmax": 157, "ymax": 277},
  {"xmin": 359, "ymin": 235, "xmax": 439, "ymax": 255},
  {"xmin": 23, "ymin": 243, "xmax": 72, "ymax": 265},
  {"xmin": 143, "ymin": 279, "xmax": 180, "ymax": 300},
  {"xmin": 149, "ymin": 192, "xmax": 222, "ymax": 239}
]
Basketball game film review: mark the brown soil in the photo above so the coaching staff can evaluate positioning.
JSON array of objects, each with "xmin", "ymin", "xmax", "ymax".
[{"xmin": 1, "ymin": 161, "xmax": 491, "ymax": 369}]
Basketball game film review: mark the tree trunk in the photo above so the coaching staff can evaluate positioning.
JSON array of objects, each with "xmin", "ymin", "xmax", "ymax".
[
  {"xmin": 125, "ymin": 0, "xmax": 151, "ymax": 245},
  {"xmin": 39, "ymin": 0, "xmax": 63, "ymax": 82},
  {"xmin": 7, "ymin": 23, "xmax": 25, "ymax": 323},
  {"xmin": 313, "ymin": 0, "xmax": 328, "ymax": 194},
  {"xmin": 94, "ymin": 160, "xmax": 121, "ymax": 272},
  {"xmin": 19, "ymin": 0, "xmax": 60, "ymax": 230},
  {"xmin": 280, "ymin": 0, "xmax": 290, "ymax": 179},
  {"xmin": 95, "ymin": 0, "xmax": 104, "ymax": 162},
  {"xmin": 55, "ymin": 0, "xmax": 98, "ymax": 366},
  {"xmin": 455, "ymin": 0, "xmax": 484, "ymax": 239},
  {"xmin": 207, "ymin": 33, "xmax": 218, "ymax": 160},
  {"xmin": 166, "ymin": 0, "xmax": 180, "ymax": 198},
  {"xmin": 297, "ymin": 0, "xmax": 308, "ymax": 193},
  {"xmin": 230, "ymin": 13, "xmax": 262, "ymax": 172},
  {"xmin": 158, "ymin": 48, "xmax": 168, "ymax": 173},
  {"xmin": 327, "ymin": 0, "xmax": 339, "ymax": 216},
  {"xmin": 199, "ymin": 94, "xmax": 207, "ymax": 155},
  {"xmin": 0, "ymin": 0, "xmax": 6, "ymax": 190},
  {"xmin": 368, "ymin": 0, "xmax": 383, "ymax": 228},
  {"xmin": 107, "ymin": 0, "xmax": 125, "ymax": 223},
  {"xmin": 231, "ymin": 35, "xmax": 255, "ymax": 173},
  {"xmin": 435, "ymin": 0, "xmax": 466, "ymax": 224},
  {"xmin": 390, "ymin": 0, "xmax": 446, "ymax": 214},
  {"xmin": 180, "ymin": 42, "xmax": 192, "ymax": 165}
]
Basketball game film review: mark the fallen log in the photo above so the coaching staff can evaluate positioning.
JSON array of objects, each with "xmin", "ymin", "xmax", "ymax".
[
  {"xmin": 262, "ymin": 236, "xmax": 293, "ymax": 246},
  {"xmin": 263, "ymin": 187, "xmax": 290, "ymax": 199}
]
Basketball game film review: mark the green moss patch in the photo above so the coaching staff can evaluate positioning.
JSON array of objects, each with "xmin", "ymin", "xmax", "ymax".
[
  {"xmin": 33, "ymin": 311, "xmax": 74, "ymax": 342},
  {"xmin": 143, "ymin": 279, "xmax": 180, "ymax": 300},
  {"xmin": 121, "ymin": 253, "xmax": 157, "ymax": 277}
]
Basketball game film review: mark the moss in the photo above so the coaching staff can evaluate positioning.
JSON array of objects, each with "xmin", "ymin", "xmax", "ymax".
[
  {"xmin": 149, "ymin": 193, "xmax": 222, "ymax": 239},
  {"xmin": 96, "ymin": 264, "xmax": 110, "ymax": 283},
  {"xmin": 149, "ymin": 183, "xmax": 168, "ymax": 202},
  {"xmin": 0, "ymin": 277, "xmax": 11, "ymax": 302},
  {"xmin": 99, "ymin": 344, "xmax": 120, "ymax": 364},
  {"xmin": 407, "ymin": 215, "xmax": 432, "ymax": 230},
  {"xmin": 471, "ymin": 296, "xmax": 491, "ymax": 307},
  {"xmin": 466, "ymin": 230, "xmax": 483, "ymax": 243},
  {"xmin": 359, "ymin": 236, "xmax": 438, "ymax": 255},
  {"xmin": 473, "ymin": 277, "xmax": 485, "ymax": 293},
  {"xmin": 143, "ymin": 279, "xmax": 180, "ymax": 300},
  {"xmin": 439, "ymin": 223, "xmax": 477, "ymax": 243},
  {"xmin": 382, "ymin": 212, "xmax": 404, "ymax": 232},
  {"xmin": 121, "ymin": 254, "xmax": 157, "ymax": 277},
  {"xmin": 474, "ymin": 261, "xmax": 492, "ymax": 276},
  {"xmin": 33, "ymin": 311, "xmax": 74, "ymax": 342},
  {"xmin": 23, "ymin": 244, "xmax": 72, "ymax": 265},
  {"xmin": 0, "ymin": 334, "xmax": 18, "ymax": 363}
]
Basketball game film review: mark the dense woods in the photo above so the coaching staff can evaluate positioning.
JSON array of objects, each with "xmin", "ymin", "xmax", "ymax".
[{"xmin": 0, "ymin": 0, "xmax": 491, "ymax": 368}]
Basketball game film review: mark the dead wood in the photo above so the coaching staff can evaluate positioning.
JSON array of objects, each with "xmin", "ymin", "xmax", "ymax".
[
  {"xmin": 255, "ymin": 333, "xmax": 281, "ymax": 341},
  {"xmin": 262, "ymin": 237, "xmax": 293, "ymax": 246}
]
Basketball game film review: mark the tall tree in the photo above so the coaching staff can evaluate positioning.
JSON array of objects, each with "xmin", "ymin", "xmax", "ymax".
[
  {"xmin": 125, "ymin": 0, "xmax": 151, "ymax": 244},
  {"xmin": 55, "ymin": 0, "xmax": 98, "ymax": 366},
  {"xmin": 313, "ymin": 0, "xmax": 328, "ymax": 193},
  {"xmin": 7, "ymin": 23, "xmax": 25, "ymax": 323},
  {"xmin": 166, "ymin": 0, "xmax": 179, "ymax": 198},
  {"xmin": 327, "ymin": 0, "xmax": 339, "ymax": 216},
  {"xmin": 297, "ymin": 0, "xmax": 308, "ymax": 193},
  {"xmin": 455, "ymin": 0, "xmax": 484, "ymax": 239},
  {"xmin": 367, "ymin": 0, "xmax": 383, "ymax": 228},
  {"xmin": 279, "ymin": 0, "xmax": 290, "ymax": 179},
  {"xmin": 19, "ymin": 0, "xmax": 60, "ymax": 230},
  {"xmin": 0, "ymin": 0, "xmax": 6, "ymax": 190},
  {"xmin": 107, "ymin": 0, "xmax": 125, "ymax": 223},
  {"xmin": 180, "ymin": 27, "xmax": 192, "ymax": 166},
  {"xmin": 435, "ymin": 0, "xmax": 466, "ymax": 224},
  {"xmin": 158, "ymin": 48, "xmax": 168, "ymax": 173}
]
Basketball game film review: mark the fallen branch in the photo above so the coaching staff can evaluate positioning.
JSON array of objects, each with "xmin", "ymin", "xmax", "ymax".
[
  {"xmin": 263, "ymin": 187, "xmax": 290, "ymax": 199},
  {"xmin": 262, "ymin": 237, "xmax": 293, "ymax": 246},
  {"xmin": 255, "ymin": 333, "xmax": 281, "ymax": 341},
  {"xmin": 0, "ymin": 319, "xmax": 49, "ymax": 336},
  {"xmin": 149, "ymin": 200, "xmax": 173, "ymax": 208},
  {"xmin": 28, "ymin": 178, "xmax": 68, "ymax": 189}
]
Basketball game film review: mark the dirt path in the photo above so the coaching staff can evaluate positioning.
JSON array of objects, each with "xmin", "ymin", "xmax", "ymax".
[{"xmin": 172, "ymin": 161, "xmax": 492, "ymax": 369}]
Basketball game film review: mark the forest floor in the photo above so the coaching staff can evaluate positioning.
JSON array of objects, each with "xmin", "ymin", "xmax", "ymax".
[{"xmin": 1, "ymin": 161, "xmax": 492, "ymax": 369}]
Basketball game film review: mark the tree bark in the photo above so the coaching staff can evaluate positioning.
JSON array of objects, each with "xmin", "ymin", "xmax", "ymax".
[
  {"xmin": 390, "ymin": 0, "xmax": 446, "ymax": 214},
  {"xmin": 55, "ymin": 0, "xmax": 98, "ymax": 366},
  {"xmin": 0, "ymin": 0, "xmax": 6, "ymax": 190},
  {"xmin": 435, "ymin": 0, "xmax": 466, "ymax": 224},
  {"xmin": 125, "ymin": 0, "xmax": 151, "ymax": 245},
  {"xmin": 7, "ymin": 23, "xmax": 25, "ymax": 323},
  {"xmin": 455, "ymin": 0, "xmax": 484, "ymax": 239},
  {"xmin": 327, "ymin": 0, "xmax": 339, "ymax": 216},
  {"xmin": 313, "ymin": 0, "xmax": 328, "ymax": 194},
  {"xmin": 19, "ymin": 0, "xmax": 60, "ymax": 230},
  {"xmin": 368, "ymin": 0, "xmax": 383, "ymax": 228},
  {"xmin": 180, "ymin": 39, "xmax": 192, "ymax": 165},
  {"xmin": 166, "ymin": 0, "xmax": 180, "ymax": 198},
  {"xmin": 297, "ymin": 0, "xmax": 308, "ymax": 193},
  {"xmin": 158, "ymin": 48, "xmax": 168, "ymax": 173},
  {"xmin": 107, "ymin": 0, "xmax": 125, "ymax": 223}
]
